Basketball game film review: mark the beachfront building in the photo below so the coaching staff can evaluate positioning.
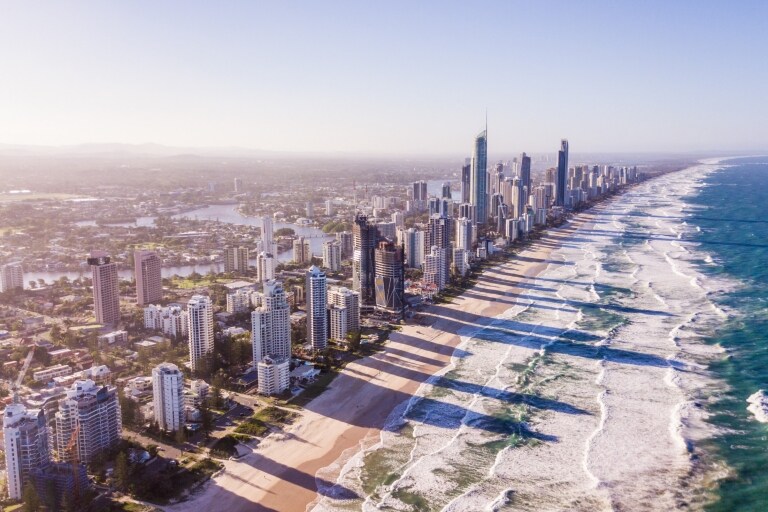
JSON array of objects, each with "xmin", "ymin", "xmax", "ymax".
[
  {"xmin": 54, "ymin": 380, "xmax": 121, "ymax": 465},
  {"xmin": 88, "ymin": 251, "xmax": 120, "ymax": 326},
  {"xmin": 374, "ymin": 240, "xmax": 405, "ymax": 315},
  {"xmin": 329, "ymin": 304, "xmax": 348, "ymax": 341},
  {"xmin": 152, "ymin": 363, "xmax": 185, "ymax": 432},
  {"xmin": 328, "ymin": 286, "xmax": 360, "ymax": 334},
  {"xmin": 256, "ymin": 356, "xmax": 290, "ymax": 395},
  {"xmin": 424, "ymin": 246, "xmax": 449, "ymax": 291},
  {"xmin": 144, "ymin": 304, "xmax": 188, "ymax": 338},
  {"xmin": 555, "ymin": 139, "xmax": 569, "ymax": 207},
  {"xmin": 455, "ymin": 217, "xmax": 474, "ymax": 251},
  {"xmin": 0, "ymin": 262, "xmax": 24, "ymax": 292},
  {"xmin": 352, "ymin": 213, "xmax": 379, "ymax": 311},
  {"xmin": 252, "ymin": 280, "xmax": 291, "ymax": 365},
  {"xmin": 470, "ymin": 129, "xmax": 488, "ymax": 225},
  {"xmin": 187, "ymin": 295, "xmax": 214, "ymax": 375},
  {"xmin": 306, "ymin": 266, "xmax": 328, "ymax": 352},
  {"xmin": 134, "ymin": 249, "xmax": 162, "ymax": 306},
  {"xmin": 322, "ymin": 240, "xmax": 342, "ymax": 272},
  {"xmin": 225, "ymin": 246, "xmax": 250, "ymax": 274},
  {"xmin": 3, "ymin": 403, "xmax": 50, "ymax": 499}
]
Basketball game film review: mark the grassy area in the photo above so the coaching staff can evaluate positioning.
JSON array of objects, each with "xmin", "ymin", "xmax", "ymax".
[
  {"xmin": 234, "ymin": 406, "xmax": 298, "ymax": 437},
  {"xmin": 169, "ymin": 275, "xmax": 234, "ymax": 290},
  {"xmin": 290, "ymin": 370, "xmax": 340, "ymax": 407},
  {"xmin": 133, "ymin": 457, "xmax": 221, "ymax": 504},
  {"xmin": 210, "ymin": 435, "xmax": 239, "ymax": 458}
]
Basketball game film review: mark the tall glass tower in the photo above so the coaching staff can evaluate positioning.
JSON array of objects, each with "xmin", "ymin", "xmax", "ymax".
[
  {"xmin": 556, "ymin": 139, "xmax": 569, "ymax": 207},
  {"xmin": 470, "ymin": 129, "xmax": 488, "ymax": 224}
]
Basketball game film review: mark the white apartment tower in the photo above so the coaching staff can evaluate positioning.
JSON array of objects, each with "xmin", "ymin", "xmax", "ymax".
[
  {"xmin": 88, "ymin": 251, "xmax": 120, "ymax": 326},
  {"xmin": 322, "ymin": 240, "xmax": 342, "ymax": 272},
  {"xmin": 256, "ymin": 251, "xmax": 275, "ymax": 283},
  {"xmin": 251, "ymin": 280, "xmax": 291, "ymax": 365},
  {"xmin": 134, "ymin": 250, "xmax": 162, "ymax": 306},
  {"xmin": 187, "ymin": 295, "xmax": 214, "ymax": 374},
  {"xmin": 3, "ymin": 404, "xmax": 50, "ymax": 499},
  {"xmin": 306, "ymin": 266, "xmax": 328, "ymax": 352},
  {"xmin": 152, "ymin": 363, "xmax": 185, "ymax": 432},
  {"xmin": 224, "ymin": 246, "xmax": 250, "ymax": 274},
  {"xmin": 256, "ymin": 357, "xmax": 290, "ymax": 396},
  {"xmin": 261, "ymin": 216, "xmax": 274, "ymax": 254},
  {"xmin": 328, "ymin": 286, "xmax": 360, "ymax": 334},
  {"xmin": 0, "ymin": 262, "xmax": 24, "ymax": 292},
  {"xmin": 54, "ymin": 380, "xmax": 121, "ymax": 465}
]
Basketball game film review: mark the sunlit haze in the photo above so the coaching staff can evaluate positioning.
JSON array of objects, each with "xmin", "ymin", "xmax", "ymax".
[{"xmin": 2, "ymin": 0, "xmax": 766, "ymax": 154}]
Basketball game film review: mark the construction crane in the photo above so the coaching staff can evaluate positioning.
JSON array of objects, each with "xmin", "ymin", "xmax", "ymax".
[
  {"xmin": 11, "ymin": 348, "xmax": 34, "ymax": 402},
  {"xmin": 65, "ymin": 422, "xmax": 82, "ymax": 505}
]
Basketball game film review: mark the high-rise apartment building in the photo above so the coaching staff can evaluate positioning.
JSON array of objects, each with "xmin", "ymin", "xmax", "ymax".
[
  {"xmin": 0, "ymin": 262, "xmax": 24, "ymax": 292},
  {"xmin": 328, "ymin": 286, "xmax": 360, "ymax": 334},
  {"xmin": 3, "ymin": 404, "xmax": 50, "ymax": 499},
  {"xmin": 225, "ymin": 246, "xmax": 250, "ymax": 274},
  {"xmin": 374, "ymin": 241, "xmax": 405, "ymax": 315},
  {"xmin": 134, "ymin": 250, "xmax": 162, "ymax": 306},
  {"xmin": 251, "ymin": 280, "xmax": 291, "ymax": 365},
  {"xmin": 455, "ymin": 217, "xmax": 473, "ymax": 251},
  {"xmin": 54, "ymin": 380, "xmax": 121, "ymax": 465},
  {"xmin": 424, "ymin": 246, "xmax": 449, "ymax": 290},
  {"xmin": 256, "ymin": 251, "xmax": 275, "ymax": 283},
  {"xmin": 293, "ymin": 237, "xmax": 311, "ymax": 264},
  {"xmin": 261, "ymin": 216, "xmax": 274, "ymax": 254},
  {"xmin": 322, "ymin": 240, "xmax": 342, "ymax": 272},
  {"xmin": 352, "ymin": 213, "xmax": 378, "ymax": 311},
  {"xmin": 256, "ymin": 357, "xmax": 290, "ymax": 396},
  {"xmin": 401, "ymin": 227, "xmax": 425, "ymax": 269},
  {"xmin": 556, "ymin": 139, "xmax": 569, "ymax": 207},
  {"xmin": 152, "ymin": 363, "xmax": 185, "ymax": 432},
  {"xmin": 520, "ymin": 152, "xmax": 532, "ymax": 194},
  {"xmin": 187, "ymin": 295, "xmax": 214, "ymax": 375},
  {"xmin": 306, "ymin": 266, "xmax": 328, "ymax": 352},
  {"xmin": 461, "ymin": 158, "xmax": 471, "ymax": 203},
  {"xmin": 470, "ymin": 129, "xmax": 488, "ymax": 225},
  {"xmin": 88, "ymin": 251, "xmax": 120, "ymax": 326},
  {"xmin": 426, "ymin": 214, "xmax": 453, "ymax": 252},
  {"xmin": 336, "ymin": 231, "xmax": 353, "ymax": 260}
]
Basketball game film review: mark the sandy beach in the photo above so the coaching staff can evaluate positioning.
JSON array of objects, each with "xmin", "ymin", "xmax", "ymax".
[
  {"xmin": 167, "ymin": 166, "xmax": 727, "ymax": 512},
  {"xmin": 165, "ymin": 217, "xmax": 578, "ymax": 512}
]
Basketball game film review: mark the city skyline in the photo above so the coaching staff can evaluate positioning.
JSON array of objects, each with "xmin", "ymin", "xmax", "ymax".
[{"xmin": 2, "ymin": 1, "xmax": 767, "ymax": 154}]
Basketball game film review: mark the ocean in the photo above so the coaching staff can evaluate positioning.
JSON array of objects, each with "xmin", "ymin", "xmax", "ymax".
[
  {"xmin": 691, "ymin": 157, "xmax": 768, "ymax": 511},
  {"xmin": 312, "ymin": 159, "xmax": 768, "ymax": 511}
]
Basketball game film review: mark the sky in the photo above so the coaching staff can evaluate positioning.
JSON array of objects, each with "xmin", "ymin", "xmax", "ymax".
[{"xmin": 1, "ymin": 1, "xmax": 766, "ymax": 155}]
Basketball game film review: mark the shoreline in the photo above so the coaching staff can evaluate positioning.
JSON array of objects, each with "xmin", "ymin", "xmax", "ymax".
[{"xmin": 166, "ymin": 163, "xmax": 729, "ymax": 511}]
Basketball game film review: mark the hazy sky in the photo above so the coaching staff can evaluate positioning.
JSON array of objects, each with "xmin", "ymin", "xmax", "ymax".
[{"xmin": 1, "ymin": 1, "xmax": 766, "ymax": 154}]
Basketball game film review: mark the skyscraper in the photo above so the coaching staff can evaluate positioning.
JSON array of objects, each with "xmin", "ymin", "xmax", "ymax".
[
  {"xmin": 3, "ymin": 404, "xmax": 50, "ymax": 500},
  {"xmin": 88, "ymin": 251, "xmax": 120, "ymax": 326},
  {"xmin": 152, "ymin": 363, "xmax": 185, "ymax": 432},
  {"xmin": 134, "ymin": 250, "xmax": 162, "ymax": 306},
  {"xmin": 261, "ymin": 216, "xmax": 274, "ymax": 254},
  {"xmin": 352, "ymin": 213, "xmax": 378, "ymax": 311},
  {"xmin": 426, "ymin": 214, "xmax": 453, "ymax": 253},
  {"xmin": 470, "ymin": 129, "xmax": 488, "ymax": 224},
  {"xmin": 251, "ymin": 280, "xmax": 291, "ymax": 364},
  {"xmin": 305, "ymin": 266, "xmax": 328, "ymax": 352},
  {"xmin": 556, "ymin": 139, "xmax": 569, "ymax": 207},
  {"xmin": 374, "ymin": 240, "xmax": 405, "ymax": 315},
  {"xmin": 0, "ymin": 262, "xmax": 23, "ymax": 292},
  {"xmin": 441, "ymin": 182, "xmax": 452, "ymax": 199},
  {"xmin": 460, "ymin": 158, "xmax": 471, "ymax": 203},
  {"xmin": 520, "ymin": 152, "xmax": 532, "ymax": 195},
  {"xmin": 401, "ymin": 227, "xmax": 425, "ymax": 269},
  {"xmin": 336, "ymin": 231, "xmax": 353, "ymax": 259},
  {"xmin": 187, "ymin": 295, "xmax": 214, "ymax": 375},
  {"xmin": 424, "ymin": 246, "xmax": 448, "ymax": 290},
  {"xmin": 455, "ymin": 217, "xmax": 473, "ymax": 251},
  {"xmin": 225, "ymin": 246, "xmax": 250, "ymax": 274},
  {"xmin": 54, "ymin": 380, "xmax": 121, "ymax": 465}
]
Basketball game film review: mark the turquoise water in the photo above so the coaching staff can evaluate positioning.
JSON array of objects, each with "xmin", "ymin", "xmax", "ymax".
[{"xmin": 688, "ymin": 157, "xmax": 768, "ymax": 510}]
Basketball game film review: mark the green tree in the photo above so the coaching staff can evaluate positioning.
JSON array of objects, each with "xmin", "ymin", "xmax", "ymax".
[
  {"xmin": 22, "ymin": 483, "xmax": 40, "ymax": 512},
  {"xmin": 200, "ymin": 401, "xmax": 214, "ymax": 438},
  {"xmin": 114, "ymin": 451, "xmax": 130, "ymax": 492}
]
